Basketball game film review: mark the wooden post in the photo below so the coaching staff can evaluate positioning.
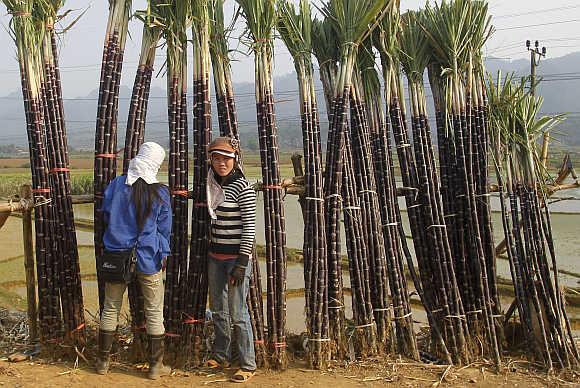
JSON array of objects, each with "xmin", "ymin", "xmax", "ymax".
[
  {"xmin": 21, "ymin": 184, "xmax": 38, "ymax": 343},
  {"xmin": 291, "ymin": 153, "xmax": 306, "ymax": 220}
]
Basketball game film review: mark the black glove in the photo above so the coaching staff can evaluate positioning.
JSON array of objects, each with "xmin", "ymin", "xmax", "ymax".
[{"xmin": 229, "ymin": 265, "xmax": 246, "ymax": 287}]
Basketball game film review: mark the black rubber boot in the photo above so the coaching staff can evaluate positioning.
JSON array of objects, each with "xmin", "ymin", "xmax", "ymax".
[
  {"xmin": 147, "ymin": 334, "xmax": 171, "ymax": 380},
  {"xmin": 95, "ymin": 329, "xmax": 115, "ymax": 375}
]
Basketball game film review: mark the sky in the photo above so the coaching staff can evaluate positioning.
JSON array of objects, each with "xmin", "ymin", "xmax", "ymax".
[{"xmin": 0, "ymin": 0, "xmax": 579, "ymax": 97}]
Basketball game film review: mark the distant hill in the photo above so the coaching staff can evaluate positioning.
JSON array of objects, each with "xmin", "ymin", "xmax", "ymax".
[{"xmin": 1, "ymin": 52, "xmax": 579, "ymax": 150}]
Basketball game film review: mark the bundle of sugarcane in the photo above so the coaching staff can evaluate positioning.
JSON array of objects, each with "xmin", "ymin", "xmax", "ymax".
[
  {"xmin": 209, "ymin": 0, "xmax": 267, "ymax": 366},
  {"xmin": 398, "ymin": 10, "xmax": 470, "ymax": 364},
  {"xmin": 358, "ymin": 36, "xmax": 417, "ymax": 358},
  {"xmin": 375, "ymin": 2, "xmax": 450, "ymax": 362},
  {"xmin": 349, "ymin": 64, "xmax": 392, "ymax": 351},
  {"xmin": 423, "ymin": 0, "xmax": 500, "ymax": 363},
  {"xmin": 122, "ymin": 1, "xmax": 164, "ymax": 360},
  {"xmin": 181, "ymin": 0, "xmax": 211, "ymax": 365},
  {"xmin": 311, "ymin": 16, "xmax": 346, "ymax": 358},
  {"xmin": 277, "ymin": 0, "xmax": 329, "ymax": 368},
  {"xmin": 162, "ymin": 0, "xmax": 190, "ymax": 347},
  {"xmin": 123, "ymin": 1, "xmax": 163, "ymax": 172},
  {"xmin": 3, "ymin": 0, "xmax": 62, "ymax": 342},
  {"xmin": 469, "ymin": 1, "xmax": 500, "ymax": 324},
  {"xmin": 36, "ymin": 0, "xmax": 85, "ymax": 343},
  {"xmin": 94, "ymin": 0, "xmax": 132, "ymax": 311},
  {"xmin": 487, "ymin": 74, "xmax": 579, "ymax": 369},
  {"xmin": 318, "ymin": 0, "xmax": 393, "ymax": 359},
  {"xmin": 341, "ymin": 132, "xmax": 377, "ymax": 358},
  {"xmin": 235, "ymin": 0, "xmax": 288, "ymax": 369}
]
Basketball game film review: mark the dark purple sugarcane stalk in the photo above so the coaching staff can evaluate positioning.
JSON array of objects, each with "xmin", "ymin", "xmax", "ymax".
[{"xmin": 94, "ymin": 0, "xmax": 132, "ymax": 311}]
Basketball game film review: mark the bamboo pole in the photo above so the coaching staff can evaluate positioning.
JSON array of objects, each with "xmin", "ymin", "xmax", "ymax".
[{"xmin": 21, "ymin": 184, "xmax": 38, "ymax": 343}]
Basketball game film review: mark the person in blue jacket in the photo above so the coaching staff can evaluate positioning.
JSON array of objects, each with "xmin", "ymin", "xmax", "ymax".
[{"xmin": 95, "ymin": 142, "xmax": 172, "ymax": 380}]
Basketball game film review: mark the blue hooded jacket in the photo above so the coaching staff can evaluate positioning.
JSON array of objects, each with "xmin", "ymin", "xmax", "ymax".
[{"xmin": 102, "ymin": 175, "xmax": 172, "ymax": 274}]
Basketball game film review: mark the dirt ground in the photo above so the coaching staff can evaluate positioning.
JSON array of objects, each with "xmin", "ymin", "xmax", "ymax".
[{"xmin": 0, "ymin": 355, "xmax": 578, "ymax": 387}]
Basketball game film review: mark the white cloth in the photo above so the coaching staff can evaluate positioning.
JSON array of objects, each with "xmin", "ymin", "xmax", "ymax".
[
  {"xmin": 126, "ymin": 142, "xmax": 166, "ymax": 186},
  {"xmin": 206, "ymin": 169, "xmax": 225, "ymax": 220}
]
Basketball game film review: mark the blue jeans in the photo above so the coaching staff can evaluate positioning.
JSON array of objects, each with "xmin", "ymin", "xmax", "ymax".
[{"xmin": 207, "ymin": 257, "xmax": 256, "ymax": 371}]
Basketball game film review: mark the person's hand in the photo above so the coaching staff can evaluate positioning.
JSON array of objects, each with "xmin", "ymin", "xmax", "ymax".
[
  {"xmin": 229, "ymin": 265, "xmax": 246, "ymax": 287},
  {"xmin": 162, "ymin": 257, "xmax": 167, "ymax": 271}
]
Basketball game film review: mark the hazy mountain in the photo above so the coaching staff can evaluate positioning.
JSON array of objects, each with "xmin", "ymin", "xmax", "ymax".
[{"xmin": 1, "ymin": 52, "xmax": 579, "ymax": 150}]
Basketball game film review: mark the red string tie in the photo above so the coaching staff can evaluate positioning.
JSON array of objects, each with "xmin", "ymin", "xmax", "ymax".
[
  {"xmin": 164, "ymin": 332, "xmax": 181, "ymax": 338},
  {"xmin": 263, "ymin": 185, "xmax": 282, "ymax": 190},
  {"xmin": 49, "ymin": 168, "xmax": 70, "ymax": 173},
  {"xmin": 95, "ymin": 153, "xmax": 116, "ymax": 158},
  {"xmin": 172, "ymin": 190, "xmax": 189, "ymax": 197},
  {"xmin": 183, "ymin": 318, "xmax": 204, "ymax": 324},
  {"xmin": 194, "ymin": 202, "xmax": 207, "ymax": 208},
  {"xmin": 70, "ymin": 322, "xmax": 85, "ymax": 333},
  {"xmin": 32, "ymin": 188, "xmax": 51, "ymax": 193},
  {"xmin": 254, "ymin": 340, "xmax": 265, "ymax": 345},
  {"xmin": 273, "ymin": 342, "xmax": 287, "ymax": 348}
]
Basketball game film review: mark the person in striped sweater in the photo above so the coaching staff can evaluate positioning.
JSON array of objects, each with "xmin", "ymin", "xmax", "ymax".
[{"xmin": 206, "ymin": 137, "xmax": 257, "ymax": 382}]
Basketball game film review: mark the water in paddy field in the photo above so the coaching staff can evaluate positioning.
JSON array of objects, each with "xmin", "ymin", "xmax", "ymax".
[
  {"xmin": 1, "ymin": 184, "xmax": 579, "ymax": 334},
  {"xmin": 71, "ymin": 191, "xmax": 580, "ymax": 287}
]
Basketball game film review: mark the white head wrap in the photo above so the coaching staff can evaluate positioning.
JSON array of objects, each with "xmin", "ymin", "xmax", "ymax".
[{"xmin": 126, "ymin": 142, "xmax": 166, "ymax": 186}]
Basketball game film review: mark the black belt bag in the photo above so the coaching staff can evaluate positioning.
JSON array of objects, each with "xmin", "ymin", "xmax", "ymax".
[{"xmin": 99, "ymin": 247, "xmax": 137, "ymax": 284}]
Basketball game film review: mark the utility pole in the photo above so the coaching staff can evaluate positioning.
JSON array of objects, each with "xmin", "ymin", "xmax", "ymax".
[{"xmin": 527, "ymin": 40, "xmax": 550, "ymax": 167}]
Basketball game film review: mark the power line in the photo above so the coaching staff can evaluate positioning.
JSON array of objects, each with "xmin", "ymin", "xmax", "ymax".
[
  {"xmin": 496, "ymin": 19, "xmax": 580, "ymax": 31},
  {"xmin": 493, "ymin": 4, "xmax": 580, "ymax": 19}
]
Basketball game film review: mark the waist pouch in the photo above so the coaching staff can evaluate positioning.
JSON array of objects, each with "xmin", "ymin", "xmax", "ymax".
[{"xmin": 99, "ymin": 248, "xmax": 137, "ymax": 284}]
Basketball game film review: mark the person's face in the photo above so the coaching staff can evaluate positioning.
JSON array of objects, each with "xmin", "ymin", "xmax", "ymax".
[{"xmin": 211, "ymin": 153, "xmax": 235, "ymax": 177}]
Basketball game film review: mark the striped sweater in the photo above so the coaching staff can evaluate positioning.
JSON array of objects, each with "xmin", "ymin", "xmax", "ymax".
[{"xmin": 209, "ymin": 171, "xmax": 256, "ymax": 266}]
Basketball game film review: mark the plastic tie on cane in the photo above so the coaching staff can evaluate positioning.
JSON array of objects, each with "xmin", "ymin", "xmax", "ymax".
[
  {"xmin": 263, "ymin": 185, "xmax": 282, "ymax": 190},
  {"xmin": 354, "ymin": 322, "xmax": 375, "ymax": 329},
  {"xmin": 165, "ymin": 332, "xmax": 181, "ymax": 338},
  {"xmin": 254, "ymin": 340, "xmax": 265, "ymax": 345},
  {"xmin": 70, "ymin": 322, "xmax": 85, "ymax": 334},
  {"xmin": 194, "ymin": 201, "xmax": 207, "ymax": 208},
  {"xmin": 308, "ymin": 338, "xmax": 330, "ymax": 342},
  {"xmin": 427, "ymin": 224, "xmax": 446, "ymax": 230},
  {"xmin": 445, "ymin": 314, "xmax": 466, "ymax": 321},
  {"xmin": 172, "ymin": 190, "xmax": 189, "ymax": 197},
  {"xmin": 393, "ymin": 312, "xmax": 413, "ymax": 320},
  {"xmin": 273, "ymin": 342, "xmax": 287, "ymax": 348},
  {"xmin": 305, "ymin": 197, "xmax": 324, "ymax": 202}
]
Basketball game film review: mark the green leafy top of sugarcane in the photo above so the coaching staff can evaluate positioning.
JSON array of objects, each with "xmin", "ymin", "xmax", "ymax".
[
  {"xmin": 320, "ymin": 0, "xmax": 391, "ymax": 48},
  {"xmin": 311, "ymin": 17, "xmax": 338, "ymax": 71},
  {"xmin": 208, "ymin": 0, "xmax": 231, "ymax": 67},
  {"xmin": 235, "ymin": 0, "xmax": 276, "ymax": 52},
  {"xmin": 104, "ymin": 0, "xmax": 132, "ymax": 47},
  {"xmin": 374, "ymin": 1, "xmax": 406, "ymax": 111},
  {"xmin": 421, "ymin": 0, "xmax": 471, "ymax": 76},
  {"xmin": 133, "ymin": 1, "xmax": 165, "ymax": 67},
  {"xmin": 277, "ymin": 0, "xmax": 313, "ymax": 72},
  {"xmin": 374, "ymin": 0, "xmax": 399, "ymax": 69},
  {"xmin": 487, "ymin": 72, "xmax": 564, "ymax": 187},
  {"xmin": 466, "ymin": 0, "xmax": 493, "ymax": 73},
  {"xmin": 398, "ymin": 10, "xmax": 430, "ymax": 85},
  {"xmin": 2, "ymin": 0, "xmax": 44, "ymax": 97},
  {"xmin": 358, "ymin": 38, "xmax": 381, "ymax": 99},
  {"xmin": 191, "ymin": 0, "xmax": 211, "ymax": 80},
  {"xmin": 161, "ymin": 0, "xmax": 190, "ymax": 85},
  {"xmin": 319, "ymin": 0, "xmax": 393, "ymax": 98}
]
